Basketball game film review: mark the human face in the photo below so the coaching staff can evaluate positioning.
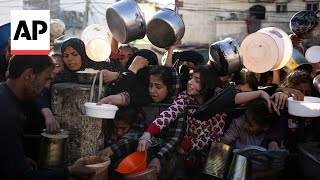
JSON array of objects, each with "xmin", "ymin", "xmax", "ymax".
[
  {"xmin": 187, "ymin": 71, "xmax": 201, "ymax": 96},
  {"xmin": 24, "ymin": 66, "xmax": 53, "ymax": 101},
  {"xmin": 63, "ymin": 46, "xmax": 82, "ymax": 71},
  {"xmin": 236, "ymin": 83, "xmax": 253, "ymax": 93},
  {"xmin": 293, "ymin": 83, "xmax": 312, "ymax": 96},
  {"xmin": 51, "ymin": 56, "xmax": 64, "ymax": 77},
  {"xmin": 149, "ymin": 75, "xmax": 169, "ymax": 102},
  {"xmin": 243, "ymin": 115, "xmax": 266, "ymax": 136},
  {"xmin": 179, "ymin": 61, "xmax": 195, "ymax": 68},
  {"xmin": 119, "ymin": 47, "xmax": 133, "ymax": 68},
  {"xmin": 113, "ymin": 120, "xmax": 130, "ymax": 138}
]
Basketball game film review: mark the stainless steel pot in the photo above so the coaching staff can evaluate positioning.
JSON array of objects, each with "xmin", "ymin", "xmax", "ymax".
[
  {"xmin": 39, "ymin": 130, "xmax": 69, "ymax": 168},
  {"xmin": 201, "ymin": 142, "xmax": 234, "ymax": 179},
  {"xmin": 106, "ymin": 0, "xmax": 146, "ymax": 43},
  {"xmin": 227, "ymin": 154, "xmax": 251, "ymax": 180},
  {"xmin": 147, "ymin": 4, "xmax": 185, "ymax": 48},
  {"xmin": 313, "ymin": 74, "xmax": 320, "ymax": 93},
  {"xmin": 290, "ymin": 10, "xmax": 320, "ymax": 39},
  {"xmin": 208, "ymin": 37, "xmax": 242, "ymax": 76}
]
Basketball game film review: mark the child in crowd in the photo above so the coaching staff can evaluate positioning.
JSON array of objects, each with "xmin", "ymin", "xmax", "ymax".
[
  {"xmin": 118, "ymin": 44, "xmax": 134, "ymax": 68},
  {"xmin": 138, "ymin": 64, "xmax": 277, "ymax": 178},
  {"xmin": 221, "ymin": 99, "xmax": 277, "ymax": 149}
]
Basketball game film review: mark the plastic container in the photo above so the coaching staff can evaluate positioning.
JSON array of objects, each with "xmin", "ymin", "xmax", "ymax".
[
  {"xmin": 306, "ymin": 46, "xmax": 320, "ymax": 63},
  {"xmin": 81, "ymin": 24, "xmax": 111, "ymax": 62},
  {"xmin": 84, "ymin": 102, "xmax": 118, "ymax": 119},
  {"xmin": 288, "ymin": 96, "xmax": 320, "ymax": 117},
  {"xmin": 115, "ymin": 151, "xmax": 147, "ymax": 175},
  {"xmin": 82, "ymin": 156, "xmax": 111, "ymax": 180}
]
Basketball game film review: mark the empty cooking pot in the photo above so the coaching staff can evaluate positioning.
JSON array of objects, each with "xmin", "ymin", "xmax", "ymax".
[
  {"xmin": 106, "ymin": 0, "xmax": 146, "ymax": 43},
  {"xmin": 147, "ymin": 4, "xmax": 185, "ymax": 48},
  {"xmin": 201, "ymin": 142, "xmax": 234, "ymax": 179},
  {"xmin": 290, "ymin": 10, "xmax": 320, "ymax": 39},
  {"xmin": 313, "ymin": 74, "xmax": 320, "ymax": 93},
  {"xmin": 227, "ymin": 154, "xmax": 251, "ymax": 180},
  {"xmin": 208, "ymin": 37, "xmax": 242, "ymax": 76}
]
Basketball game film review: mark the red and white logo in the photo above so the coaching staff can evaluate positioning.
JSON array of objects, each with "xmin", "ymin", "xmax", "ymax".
[{"xmin": 11, "ymin": 10, "xmax": 50, "ymax": 55}]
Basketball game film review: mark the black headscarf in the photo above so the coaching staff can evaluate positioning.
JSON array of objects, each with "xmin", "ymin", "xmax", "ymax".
[{"xmin": 52, "ymin": 38, "xmax": 109, "ymax": 83}]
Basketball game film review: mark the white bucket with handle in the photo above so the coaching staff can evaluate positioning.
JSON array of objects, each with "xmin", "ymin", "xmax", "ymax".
[
  {"xmin": 81, "ymin": 24, "xmax": 112, "ymax": 62},
  {"xmin": 83, "ymin": 71, "xmax": 118, "ymax": 119}
]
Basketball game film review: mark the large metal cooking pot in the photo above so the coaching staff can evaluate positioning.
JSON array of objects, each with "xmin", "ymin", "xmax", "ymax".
[
  {"xmin": 208, "ymin": 37, "xmax": 242, "ymax": 76},
  {"xmin": 201, "ymin": 142, "xmax": 234, "ymax": 179},
  {"xmin": 39, "ymin": 130, "xmax": 69, "ymax": 168},
  {"xmin": 147, "ymin": 4, "xmax": 185, "ymax": 48},
  {"xmin": 290, "ymin": 10, "xmax": 320, "ymax": 39},
  {"xmin": 106, "ymin": 0, "xmax": 146, "ymax": 44}
]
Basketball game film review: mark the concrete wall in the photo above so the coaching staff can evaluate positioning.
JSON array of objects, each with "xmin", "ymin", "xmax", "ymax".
[{"xmin": 180, "ymin": 0, "xmax": 314, "ymax": 44}]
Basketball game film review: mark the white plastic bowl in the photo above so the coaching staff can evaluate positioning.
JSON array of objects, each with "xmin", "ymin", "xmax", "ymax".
[
  {"xmin": 84, "ymin": 102, "xmax": 118, "ymax": 119},
  {"xmin": 288, "ymin": 96, "xmax": 320, "ymax": 117}
]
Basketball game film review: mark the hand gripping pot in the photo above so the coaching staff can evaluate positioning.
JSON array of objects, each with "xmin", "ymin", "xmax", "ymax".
[
  {"xmin": 84, "ymin": 102, "xmax": 118, "ymax": 119},
  {"xmin": 106, "ymin": 0, "xmax": 146, "ymax": 44},
  {"xmin": 147, "ymin": 4, "xmax": 185, "ymax": 48}
]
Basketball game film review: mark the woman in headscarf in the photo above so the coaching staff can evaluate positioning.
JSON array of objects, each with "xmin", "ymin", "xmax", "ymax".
[{"xmin": 99, "ymin": 49, "xmax": 159, "ymax": 107}]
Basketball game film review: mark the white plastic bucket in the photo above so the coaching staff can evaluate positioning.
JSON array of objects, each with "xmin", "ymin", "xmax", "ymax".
[
  {"xmin": 241, "ymin": 27, "xmax": 293, "ymax": 73},
  {"xmin": 81, "ymin": 24, "xmax": 112, "ymax": 62}
]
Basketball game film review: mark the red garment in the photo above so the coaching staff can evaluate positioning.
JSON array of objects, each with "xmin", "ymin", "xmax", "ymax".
[{"xmin": 147, "ymin": 91, "xmax": 227, "ymax": 152}]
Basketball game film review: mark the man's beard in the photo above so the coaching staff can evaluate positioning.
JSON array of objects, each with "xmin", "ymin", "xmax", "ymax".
[{"xmin": 24, "ymin": 80, "xmax": 40, "ymax": 102}]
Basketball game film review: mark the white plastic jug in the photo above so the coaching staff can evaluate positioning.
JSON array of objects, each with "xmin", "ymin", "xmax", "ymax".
[{"xmin": 81, "ymin": 24, "xmax": 112, "ymax": 62}]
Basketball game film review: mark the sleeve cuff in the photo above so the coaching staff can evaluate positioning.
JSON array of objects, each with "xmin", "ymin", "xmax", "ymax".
[
  {"xmin": 146, "ymin": 123, "xmax": 161, "ymax": 136},
  {"xmin": 180, "ymin": 138, "xmax": 192, "ymax": 152}
]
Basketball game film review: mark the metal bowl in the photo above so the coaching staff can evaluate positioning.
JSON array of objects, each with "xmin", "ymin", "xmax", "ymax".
[{"xmin": 76, "ymin": 71, "xmax": 97, "ymax": 84}]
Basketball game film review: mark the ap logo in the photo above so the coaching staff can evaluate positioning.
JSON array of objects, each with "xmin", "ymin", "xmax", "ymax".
[{"xmin": 11, "ymin": 10, "xmax": 50, "ymax": 55}]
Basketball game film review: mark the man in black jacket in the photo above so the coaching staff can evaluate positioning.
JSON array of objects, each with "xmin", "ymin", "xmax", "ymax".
[{"xmin": 0, "ymin": 55, "xmax": 95, "ymax": 180}]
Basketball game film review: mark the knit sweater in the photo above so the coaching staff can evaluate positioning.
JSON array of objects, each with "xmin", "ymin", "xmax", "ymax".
[{"xmin": 146, "ymin": 91, "xmax": 227, "ymax": 152}]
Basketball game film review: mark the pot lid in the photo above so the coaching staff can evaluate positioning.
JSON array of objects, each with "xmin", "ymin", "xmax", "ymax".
[
  {"xmin": 241, "ymin": 32, "xmax": 279, "ymax": 73},
  {"xmin": 41, "ymin": 129, "xmax": 69, "ymax": 139},
  {"xmin": 306, "ymin": 46, "xmax": 320, "ymax": 63},
  {"xmin": 290, "ymin": 10, "xmax": 319, "ymax": 35}
]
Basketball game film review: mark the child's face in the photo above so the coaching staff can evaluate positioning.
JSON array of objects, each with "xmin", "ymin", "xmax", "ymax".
[
  {"xmin": 149, "ymin": 75, "xmax": 169, "ymax": 103},
  {"xmin": 235, "ymin": 83, "xmax": 253, "ymax": 93},
  {"xmin": 293, "ymin": 83, "xmax": 312, "ymax": 96},
  {"xmin": 187, "ymin": 72, "xmax": 202, "ymax": 96},
  {"xmin": 113, "ymin": 120, "xmax": 130, "ymax": 138},
  {"xmin": 244, "ymin": 115, "xmax": 267, "ymax": 136}
]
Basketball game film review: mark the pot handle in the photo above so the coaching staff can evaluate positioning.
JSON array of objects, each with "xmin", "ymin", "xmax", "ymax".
[
  {"xmin": 164, "ymin": 3, "xmax": 178, "ymax": 13},
  {"xmin": 229, "ymin": 40, "xmax": 238, "ymax": 54},
  {"xmin": 135, "ymin": 12, "xmax": 144, "ymax": 29}
]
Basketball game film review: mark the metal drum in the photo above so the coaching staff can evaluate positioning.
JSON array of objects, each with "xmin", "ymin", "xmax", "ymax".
[
  {"xmin": 39, "ymin": 130, "xmax": 69, "ymax": 168},
  {"xmin": 201, "ymin": 142, "xmax": 234, "ymax": 179}
]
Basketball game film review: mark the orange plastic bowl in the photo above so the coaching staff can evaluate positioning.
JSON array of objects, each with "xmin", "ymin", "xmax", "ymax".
[{"xmin": 115, "ymin": 151, "xmax": 147, "ymax": 175}]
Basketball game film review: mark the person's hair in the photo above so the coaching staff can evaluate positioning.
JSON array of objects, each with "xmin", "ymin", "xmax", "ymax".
[
  {"xmin": 192, "ymin": 65, "xmax": 221, "ymax": 100},
  {"xmin": 114, "ymin": 106, "xmax": 138, "ymax": 126},
  {"xmin": 125, "ymin": 49, "xmax": 158, "ymax": 68},
  {"xmin": 280, "ymin": 70, "xmax": 312, "ymax": 89},
  {"xmin": 245, "ymin": 99, "xmax": 277, "ymax": 128},
  {"xmin": 149, "ymin": 66, "xmax": 174, "ymax": 100},
  {"xmin": 119, "ymin": 44, "xmax": 134, "ymax": 52},
  {"xmin": 232, "ymin": 69, "xmax": 258, "ymax": 91},
  {"xmin": 8, "ymin": 55, "xmax": 53, "ymax": 79}
]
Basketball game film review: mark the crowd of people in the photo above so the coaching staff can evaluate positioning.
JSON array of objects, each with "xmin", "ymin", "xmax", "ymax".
[{"xmin": 0, "ymin": 19, "xmax": 320, "ymax": 180}]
